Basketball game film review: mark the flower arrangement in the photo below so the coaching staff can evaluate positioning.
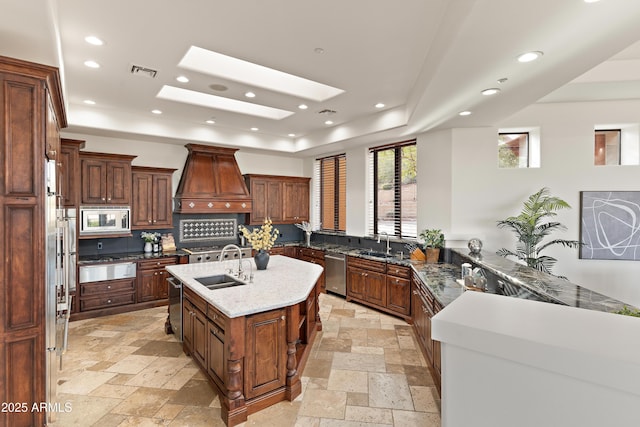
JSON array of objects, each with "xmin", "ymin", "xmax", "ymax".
[
  {"xmin": 141, "ymin": 231, "xmax": 161, "ymax": 243},
  {"xmin": 239, "ymin": 218, "xmax": 279, "ymax": 251}
]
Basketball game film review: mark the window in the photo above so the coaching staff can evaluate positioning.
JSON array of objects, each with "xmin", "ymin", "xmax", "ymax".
[
  {"xmin": 316, "ymin": 154, "xmax": 346, "ymax": 232},
  {"xmin": 498, "ymin": 132, "xmax": 529, "ymax": 168},
  {"xmin": 594, "ymin": 129, "xmax": 621, "ymax": 166},
  {"xmin": 370, "ymin": 140, "xmax": 417, "ymax": 238}
]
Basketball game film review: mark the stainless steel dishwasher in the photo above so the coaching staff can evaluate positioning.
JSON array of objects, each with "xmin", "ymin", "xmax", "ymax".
[
  {"xmin": 167, "ymin": 275, "xmax": 183, "ymax": 341},
  {"xmin": 325, "ymin": 253, "xmax": 346, "ymax": 296}
]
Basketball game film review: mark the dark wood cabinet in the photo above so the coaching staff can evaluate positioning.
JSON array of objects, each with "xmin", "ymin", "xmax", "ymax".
[
  {"xmin": 244, "ymin": 308, "xmax": 287, "ymax": 399},
  {"xmin": 411, "ymin": 270, "xmax": 441, "ymax": 393},
  {"xmin": 59, "ymin": 139, "xmax": 85, "ymax": 207},
  {"xmin": 347, "ymin": 257, "xmax": 411, "ymax": 321},
  {"xmin": 137, "ymin": 257, "xmax": 177, "ymax": 303},
  {"xmin": 245, "ymin": 174, "xmax": 310, "ymax": 225},
  {"xmin": 0, "ymin": 56, "xmax": 66, "ymax": 427},
  {"xmin": 299, "ymin": 248, "xmax": 325, "ymax": 293},
  {"xmin": 80, "ymin": 152, "xmax": 136, "ymax": 205},
  {"xmin": 78, "ymin": 278, "xmax": 136, "ymax": 312},
  {"xmin": 131, "ymin": 166, "xmax": 176, "ymax": 229},
  {"xmin": 183, "ymin": 288, "xmax": 207, "ymax": 369}
]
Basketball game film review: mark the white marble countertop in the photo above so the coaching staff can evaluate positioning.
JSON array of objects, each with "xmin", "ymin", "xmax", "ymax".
[
  {"xmin": 432, "ymin": 291, "xmax": 640, "ymax": 397},
  {"xmin": 166, "ymin": 255, "xmax": 323, "ymax": 318}
]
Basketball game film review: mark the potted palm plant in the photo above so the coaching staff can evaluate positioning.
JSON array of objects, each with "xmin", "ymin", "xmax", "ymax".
[
  {"xmin": 496, "ymin": 187, "xmax": 582, "ymax": 278},
  {"xmin": 419, "ymin": 229, "xmax": 445, "ymax": 263}
]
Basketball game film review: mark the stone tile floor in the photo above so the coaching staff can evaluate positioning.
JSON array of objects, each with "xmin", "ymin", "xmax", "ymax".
[{"xmin": 51, "ymin": 293, "xmax": 440, "ymax": 426}]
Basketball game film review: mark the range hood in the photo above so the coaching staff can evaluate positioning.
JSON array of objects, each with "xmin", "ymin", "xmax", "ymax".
[{"xmin": 174, "ymin": 144, "xmax": 252, "ymax": 213}]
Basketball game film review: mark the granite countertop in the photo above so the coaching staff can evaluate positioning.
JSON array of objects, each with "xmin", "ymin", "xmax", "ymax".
[
  {"xmin": 78, "ymin": 250, "xmax": 189, "ymax": 264},
  {"xmin": 166, "ymin": 255, "xmax": 323, "ymax": 318}
]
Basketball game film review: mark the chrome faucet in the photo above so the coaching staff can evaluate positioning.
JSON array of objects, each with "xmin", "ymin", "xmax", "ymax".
[
  {"xmin": 220, "ymin": 244, "xmax": 243, "ymax": 278},
  {"xmin": 377, "ymin": 232, "xmax": 391, "ymax": 255}
]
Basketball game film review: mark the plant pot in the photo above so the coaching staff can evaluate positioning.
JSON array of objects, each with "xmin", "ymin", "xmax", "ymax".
[
  {"xmin": 425, "ymin": 248, "xmax": 440, "ymax": 263},
  {"xmin": 254, "ymin": 249, "xmax": 270, "ymax": 270}
]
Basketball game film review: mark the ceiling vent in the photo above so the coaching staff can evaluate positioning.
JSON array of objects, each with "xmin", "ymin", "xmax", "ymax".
[
  {"xmin": 317, "ymin": 109, "xmax": 337, "ymax": 115},
  {"xmin": 130, "ymin": 65, "xmax": 158, "ymax": 78}
]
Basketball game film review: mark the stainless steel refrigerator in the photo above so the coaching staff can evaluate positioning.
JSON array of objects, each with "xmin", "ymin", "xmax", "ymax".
[{"xmin": 45, "ymin": 159, "xmax": 76, "ymax": 423}]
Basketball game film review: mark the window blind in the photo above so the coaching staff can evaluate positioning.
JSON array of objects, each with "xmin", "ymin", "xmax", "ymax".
[{"xmin": 316, "ymin": 153, "xmax": 346, "ymax": 232}]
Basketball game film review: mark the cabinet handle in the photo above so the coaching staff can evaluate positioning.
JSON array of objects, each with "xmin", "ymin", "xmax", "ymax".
[
  {"xmin": 101, "ymin": 197, "xmax": 106, "ymax": 201},
  {"xmin": 412, "ymin": 290, "xmax": 418, "ymax": 295},
  {"xmin": 148, "ymin": 219, "xmax": 152, "ymax": 223},
  {"xmin": 107, "ymin": 299, "xmax": 112, "ymax": 304},
  {"xmin": 153, "ymin": 220, "xmax": 157, "ymax": 223},
  {"xmin": 281, "ymin": 315, "xmax": 286, "ymax": 320},
  {"xmin": 154, "ymin": 272, "xmax": 158, "ymax": 276},
  {"xmin": 107, "ymin": 285, "xmax": 111, "ymax": 289},
  {"xmin": 159, "ymin": 272, "xmax": 163, "ymax": 275}
]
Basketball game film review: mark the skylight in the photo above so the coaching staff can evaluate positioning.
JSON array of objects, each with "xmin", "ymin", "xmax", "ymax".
[
  {"xmin": 178, "ymin": 46, "xmax": 345, "ymax": 102},
  {"xmin": 156, "ymin": 85, "xmax": 294, "ymax": 120}
]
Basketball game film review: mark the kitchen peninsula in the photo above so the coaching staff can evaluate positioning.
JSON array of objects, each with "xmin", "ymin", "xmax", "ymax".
[{"xmin": 165, "ymin": 255, "xmax": 323, "ymax": 426}]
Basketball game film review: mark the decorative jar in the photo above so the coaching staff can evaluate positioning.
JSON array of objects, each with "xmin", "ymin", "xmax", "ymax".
[{"xmin": 254, "ymin": 249, "xmax": 270, "ymax": 270}]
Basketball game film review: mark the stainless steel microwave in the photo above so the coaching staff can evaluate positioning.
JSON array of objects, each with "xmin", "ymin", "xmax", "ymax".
[{"xmin": 80, "ymin": 206, "xmax": 130, "ymax": 235}]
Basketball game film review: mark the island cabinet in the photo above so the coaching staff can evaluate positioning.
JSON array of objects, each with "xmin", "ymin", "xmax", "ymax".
[
  {"xmin": 137, "ymin": 257, "xmax": 177, "ymax": 303},
  {"xmin": 80, "ymin": 151, "xmax": 136, "ymax": 205},
  {"xmin": 299, "ymin": 248, "xmax": 326, "ymax": 292},
  {"xmin": 183, "ymin": 287, "xmax": 207, "ymax": 368},
  {"xmin": 411, "ymin": 269, "xmax": 442, "ymax": 393},
  {"xmin": 244, "ymin": 174, "xmax": 310, "ymax": 225},
  {"xmin": 131, "ymin": 166, "xmax": 176, "ymax": 229}
]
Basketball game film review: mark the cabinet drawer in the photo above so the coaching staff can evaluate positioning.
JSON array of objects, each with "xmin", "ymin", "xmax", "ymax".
[
  {"xmin": 386, "ymin": 264, "xmax": 410, "ymax": 279},
  {"xmin": 300, "ymin": 248, "xmax": 324, "ymax": 260},
  {"xmin": 80, "ymin": 278, "xmax": 135, "ymax": 296},
  {"xmin": 347, "ymin": 256, "xmax": 386, "ymax": 273},
  {"xmin": 80, "ymin": 292, "xmax": 135, "ymax": 311},
  {"xmin": 138, "ymin": 257, "xmax": 177, "ymax": 270},
  {"xmin": 207, "ymin": 303, "xmax": 227, "ymax": 329}
]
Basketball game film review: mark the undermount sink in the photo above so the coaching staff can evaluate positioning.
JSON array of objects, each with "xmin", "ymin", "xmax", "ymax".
[
  {"xmin": 194, "ymin": 274, "xmax": 246, "ymax": 290},
  {"xmin": 359, "ymin": 250, "xmax": 389, "ymax": 259}
]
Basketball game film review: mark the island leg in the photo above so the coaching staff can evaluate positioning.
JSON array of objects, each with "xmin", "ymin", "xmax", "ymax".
[{"xmin": 285, "ymin": 305, "xmax": 301, "ymax": 400}]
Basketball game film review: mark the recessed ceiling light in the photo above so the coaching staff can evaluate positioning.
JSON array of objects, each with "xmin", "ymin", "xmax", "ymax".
[
  {"xmin": 584, "ymin": 0, "xmax": 600, "ymax": 3},
  {"xmin": 84, "ymin": 60, "xmax": 100, "ymax": 68},
  {"xmin": 375, "ymin": 103, "xmax": 385, "ymax": 109},
  {"xmin": 288, "ymin": 133, "xmax": 296, "ymax": 137},
  {"xmin": 324, "ymin": 120, "xmax": 333, "ymax": 125},
  {"xmin": 205, "ymin": 119, "xmax": 215, "ymax": 124},
  {"xmin": 459, "ymin": 111, "xmax": 472, "ymax": 116},
  {"xmin": 176, "ymin": 75, "xmax": 189, "ymax": 83},
  {"xmin": 497, "ymin": 77, "xmax": 508, "ymax": 84},
  {"xmin": 250, "ymin": 127, "xmax": 259, "ymax": 131},
  {"xmin": 151, "ymin": 109, "xmax": 162, "ymax": 115},
  {"xmin": 157, "ymin": 85, "xmax": 294, "ymax": 120},
  {"xmin": 298, "ymin": 104, "xmax": 308, "ymax": 110},
  {"xmin": 245, "ymin": 91, "xmax": 256, "ymax": 98},
  {"xmin": 83, "ymin": 99, "xmax": 96, "ymax": 105},
  {"xmin": 481, "ymin": 88, "xmax": 500, "ymax": 96},
  {"xmin": 179, "ymin": 46, "xmax": 344, "ymax": 102},
  {"xmin": 84, "ymin": 36, "xmax": 103, "ymax": 46},
  {"xmin": 517, "ymin": 51, "xmax": 543, "ymax": 63}
]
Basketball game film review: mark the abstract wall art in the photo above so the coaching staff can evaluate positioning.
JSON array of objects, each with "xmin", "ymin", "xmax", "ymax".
[{"xmin": 580, "ymin": 191, "xmax": 640, "ymax": 260}]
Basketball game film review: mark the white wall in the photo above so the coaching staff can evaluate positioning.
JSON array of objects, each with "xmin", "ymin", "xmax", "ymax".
[{"xmin": 439, "ymin": 99, "xmax": 640, "ymax": 307}]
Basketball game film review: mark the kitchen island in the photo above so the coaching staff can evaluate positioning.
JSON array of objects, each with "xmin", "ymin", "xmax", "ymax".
[{"xmin": 166, "ymin": 255, "xmax": 323, "ymax": 426}]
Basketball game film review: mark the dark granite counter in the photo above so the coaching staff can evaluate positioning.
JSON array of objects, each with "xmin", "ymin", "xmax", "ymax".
[{"xmin": 78, "ymin": 250, "xmax": 189, "ymax": 265}]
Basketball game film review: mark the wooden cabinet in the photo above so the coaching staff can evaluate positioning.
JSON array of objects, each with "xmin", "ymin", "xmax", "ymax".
[
  {"xmin": 137, "ymin": 257, "xmax": 177, "ymax": 303},
  {"xmin": 347, "ymin": 257, "xmax": 411, "ymax": 321},
  {"xmin": 386, "ymin": 264, "xmax": 411, "ymax": 317},
  {"xmin": 283, "ymin": 179, "xmax": 310, "ymax": 223},
  {"xmin": 244, "ymin": 308, "xmax": 287, "ymax": 399},
  {"xmin": 59, "ymin": 139, "xmax": 85, "ymax": 207},
  {"xmin": 80, "ymin": 152, "xmax": 136, "ymax": 205},
  {"xmin": 245, "ymin": 174, "xmax": 310, "ymax": 225},
  {"xmin": 131, "ymin": 166, "xmax": 176, "ymax": 229},
  {"xmin": 183, "ymin": 287, "xmax": 207, "ymax": 368},
  {"xmin": 299, "ymin": 248, "xmax": 325, "ymax": 292},
  {"xmin": 0, "ymin": 56, "xmax": 66, "ymax": 427},
  {"xmin": 78, "ymin": 278, "xmax": 136, "ymax": 312},
  {"xmin": 411, "ymin": 270, "xmax": 441, "ymax": 393}
]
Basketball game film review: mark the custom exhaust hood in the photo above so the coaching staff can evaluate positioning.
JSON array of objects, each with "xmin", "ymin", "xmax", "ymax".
[{"xmin": 174, "ymin": 144, "xmax": 252, "ymax": 213}]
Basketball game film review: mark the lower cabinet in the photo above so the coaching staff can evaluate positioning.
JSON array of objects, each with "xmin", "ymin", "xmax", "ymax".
[
  {"xmin": 137, "ymin": 257, "xmax": 177, "ymax": 302},
  {"xmin": 244, "ymin": 308, "xmax": 287, "ymax": 399},
  {"xmin": 78, "ymin": 278, "xmax": 136, "ymax": 312},
  {"xmin": 346, "ymin": 256, "xmax": 411, "ymax": 320},
  {"xmin": 411, "ymin": 270, "xmax": 441, "ymax": 393},
  {"xmin": 299, "ymin": 248, "xmax": 325, "ymax": 292},
  {"xmin": 183, "ymin": 290, "xmax": 207, "ymax": 368}
]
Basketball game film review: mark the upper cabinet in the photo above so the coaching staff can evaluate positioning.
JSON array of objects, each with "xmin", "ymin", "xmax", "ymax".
[
  {"xmin": 80, "ymin": 152, "xmax": 136, "ymax": 205},
  {"xmin": 59, "ymin": 139, "xmax": 85, "ymax": 208},
  {"xmin": 131, "ymin": 166, "xmax": 176, "ymax": 229},
  {"xmin": 244, "ymin": 174, "xmax": 310, "ymax": 225}
]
